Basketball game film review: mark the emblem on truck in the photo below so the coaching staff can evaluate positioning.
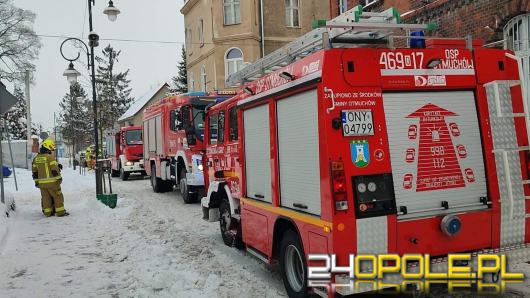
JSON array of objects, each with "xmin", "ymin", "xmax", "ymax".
[{"xmin": 351, "ymin": 140, "xmax": 370, "ymax": 168}]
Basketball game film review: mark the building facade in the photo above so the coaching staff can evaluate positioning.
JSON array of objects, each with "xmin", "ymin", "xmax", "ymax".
[{"xmin": 181, "ymin": 0, "xmax": 330, "ymax": 92}]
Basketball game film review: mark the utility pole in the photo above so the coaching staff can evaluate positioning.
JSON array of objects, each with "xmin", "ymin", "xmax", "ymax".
[{"xmin": 25, "ymin": 70, "xmax": 32, "ymax": 170}]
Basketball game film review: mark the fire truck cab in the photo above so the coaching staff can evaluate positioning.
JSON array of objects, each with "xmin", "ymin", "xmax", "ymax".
[
  {"xmin": 106, "ymin": 126, "xmax": 145, "ymax": 180},
  {"xmin": 143, "ymin": 92, "xmax": 232, "ymax": 203},
  {"xmin": 201, "ymin": 6, "xmax": 530, "ymax": 298}
]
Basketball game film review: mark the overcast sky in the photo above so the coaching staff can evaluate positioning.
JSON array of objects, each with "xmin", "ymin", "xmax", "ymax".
[{"xmin": 8, "ymin": 0, "xmax": 185, "ymax": 129}]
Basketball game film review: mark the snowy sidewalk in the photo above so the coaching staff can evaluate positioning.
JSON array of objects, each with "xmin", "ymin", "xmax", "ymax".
[{"xmin": 0, "ymin": 168, "xmax": 286, "ymax": 298}]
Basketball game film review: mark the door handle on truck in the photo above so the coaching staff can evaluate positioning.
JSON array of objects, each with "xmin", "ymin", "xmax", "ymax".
[
  {"xmin": 324, "ymin": 87, "xmax": 336, "ymax": 114},
  {"xmin": 254, "ymin": 194, "xmax": 264, "ymax": 199},
  {"xmin": 293, "ymin": 203, "xmax": 308, "ymax": 209}
]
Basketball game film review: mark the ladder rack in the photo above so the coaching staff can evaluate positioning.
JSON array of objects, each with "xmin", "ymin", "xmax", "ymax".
[{"xmin": 226, "ymin": 6, "xmax": 436, "ymax": 87}]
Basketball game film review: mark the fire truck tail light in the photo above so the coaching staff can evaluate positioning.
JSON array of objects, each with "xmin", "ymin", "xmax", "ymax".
[{"xmin": 330, "ymin": 161, "xmax": 348, "ymax": 211}]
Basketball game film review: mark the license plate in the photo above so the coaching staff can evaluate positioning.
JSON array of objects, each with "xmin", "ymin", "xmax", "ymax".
[{"xmin": 341, "ymin": 109, "xmax": 374, "ymax": 136}]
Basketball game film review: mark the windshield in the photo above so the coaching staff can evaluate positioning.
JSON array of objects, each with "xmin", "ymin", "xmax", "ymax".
[
  {"xmin": 193, "ymin": 106, "xmax": 206, "ymax": 141},
  {"xmin": 126, "ymin": 130, "xmax": 143, "ymax": 145}
]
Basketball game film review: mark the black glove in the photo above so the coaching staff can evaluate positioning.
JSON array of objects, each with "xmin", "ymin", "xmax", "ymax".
[
  {"xmin": 32, "ymin": 172, "xmax": 38, "ymax": 179},
  {"xmin": 58, "ymin": 164, "xmax": 63, "ymax": 170},
  {"xmin": 34, "ymin": 181, "xmax": 39, "ymax": 188}
]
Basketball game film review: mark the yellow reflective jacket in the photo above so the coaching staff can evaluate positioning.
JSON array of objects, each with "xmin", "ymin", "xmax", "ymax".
[
  {"xmin": 85, "ymin": 147, "xmax": 92, "ymax": 160},
  {"xmin": 32, "ymin": 153, "xmax": 62, "ymax": 184}
]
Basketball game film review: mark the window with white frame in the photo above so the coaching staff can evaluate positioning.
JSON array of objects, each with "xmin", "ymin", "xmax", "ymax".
[
  {"xmin": 339, "ymin": 0, "xmax": 349, "ymax": 14},
  {"xmin": 504, "ymin": 14, "xmax": 530, "ymax": 52},
  {"xmin": 285, "ymin": 0, "xmax": 300, "ymax": 27},
  {"xmin": 201, "ymin": 65, "xmax": 207, "ymax": 92},
  {"xmin": 223, "ymin": 0, "xmax": 240, "ymax": 25},
  {"xmin": 198, "ymin": 19, "xmax": 204, "ymax": 46},
  {"xmin": 225, "ymin": 48, "xmax": 244, "ymax": 79}
]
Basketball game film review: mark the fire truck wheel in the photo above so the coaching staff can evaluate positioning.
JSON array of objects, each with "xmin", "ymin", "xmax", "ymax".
[
  {"xmin": 151, "ymin": 165, "xmax": 162, "ymax": 193},
  {"xmin": 120, "ymin": 167, "xmax": 129, "ymax": 181},
  {"xmin": 280, "ymin": 230, "xmax": 308, "ymax": 298},
  {"xmin": 219, "ymin": 199, "xmax": 242, "ymax": 248},
  {"xmin": 180, "ymin": 169, "xmax": 196, "ymax": 203}
]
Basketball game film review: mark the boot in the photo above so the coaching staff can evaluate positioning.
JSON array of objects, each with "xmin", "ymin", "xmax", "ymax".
[{"xmin": 56, "ymin": 211, "xmax": 70, "ymax": 217}]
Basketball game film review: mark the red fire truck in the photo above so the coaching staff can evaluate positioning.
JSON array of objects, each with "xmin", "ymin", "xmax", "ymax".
[
  {"xmin": 142, "ymin": 92, "xmax": 233, "ymax": 203},
  {"xmin": 200, "ymin": 6, "xmax": 530, "ymax": 297},
  {"xmin": 106, "ymin": 126, "xmax": 145, "ymax": 181}
]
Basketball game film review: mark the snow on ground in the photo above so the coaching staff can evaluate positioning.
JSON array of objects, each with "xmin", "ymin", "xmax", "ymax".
[{"xmin": 0, "ymin": 166, "xmax": 286, "ymax": 298}]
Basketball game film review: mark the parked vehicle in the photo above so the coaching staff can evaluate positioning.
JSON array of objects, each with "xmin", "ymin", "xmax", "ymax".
[
  {"xmin": 200, "ymin": 6, "xmax": 530, "ymax": 298},
  {"xmin": 106, "ymin": 126, "xmax": 145, "ymax": 181},
  {"xmin": 142, "ymin": 91, "xmax": 233, "ymax": 203}
]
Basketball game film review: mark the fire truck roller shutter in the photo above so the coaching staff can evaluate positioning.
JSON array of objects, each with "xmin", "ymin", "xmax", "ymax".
[
  {"xmin": 148, "ymin": 118, "xmax": 156, "ymax": 153},
  {"xmin": 277, "ymin": 89, "xmax": 321, "ymax": 215},
  {"xmin": 155, "ymin": 115, "xmax": 163, "ymax": 155},
  {"xmin": 243, "ymin": 104, "xmax": 272, "ymax": 202},
  {"xmin": 383, "ymin": 91, "xmax": 487, "ymax": 218}
]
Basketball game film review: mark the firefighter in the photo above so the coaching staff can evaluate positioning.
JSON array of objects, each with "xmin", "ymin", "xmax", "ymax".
[
  {"xmin": 85, "ymin": 145, "xmax": 93, "ymax": 169},
  {"xmin": 32, "ymin": 139, "xmax": 68, "ymax": 217}
]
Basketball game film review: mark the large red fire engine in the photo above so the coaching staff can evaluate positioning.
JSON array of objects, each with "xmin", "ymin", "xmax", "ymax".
[
  {"xmin": 200, "ymin": 6, "xmax": 530, "ymax": 297},
  {"xmin": 106, "ymin": 126, "xmax": 145, "ymax": 180},
  {"xmin": 143, "ymin": 92, "xmax": 233, "ymax": 203}
]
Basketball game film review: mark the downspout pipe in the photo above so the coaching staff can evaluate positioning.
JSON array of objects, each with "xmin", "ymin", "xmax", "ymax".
[{"xmin": 260, "ymin": 0, "xmax": 265, "ymax": 57}]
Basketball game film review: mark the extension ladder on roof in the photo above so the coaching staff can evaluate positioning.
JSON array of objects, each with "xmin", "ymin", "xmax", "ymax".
[{"xmin": 226, "ymin": 5, "xmax": 437, "ymax": 87}]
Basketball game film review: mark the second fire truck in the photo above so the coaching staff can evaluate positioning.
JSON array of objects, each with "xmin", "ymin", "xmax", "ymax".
[
  {"xmin": 106, "ymin": 125, "xmax": 145, "ymax": 181},
  {"xmin": 143, "ymin": 91, "xmax": 233, "ymax": 203},
  {"xmin": 200, "ymin": 6, "xmax": 530, "ymax": 298}
]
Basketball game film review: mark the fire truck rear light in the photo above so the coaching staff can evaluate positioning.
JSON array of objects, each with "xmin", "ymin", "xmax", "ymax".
[
  {"xmin": 335, "ymin": 201, "xmax": 348, "ymax": 211},
  {"xmin": 332, "ymin": 170, "xmax": 346, "ymax": 193},
  {"xmin": 330, "ymin": 161, "xmax": 344, "ymax": 171},
  {"xmin": 330, "ymin": 160, "xmax": 348, "ymax": 211}
]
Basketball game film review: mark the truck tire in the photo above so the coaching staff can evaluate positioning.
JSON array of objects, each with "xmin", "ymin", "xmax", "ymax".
[
  {"xmin": 280, "ymin": 230, "xmax": 308, "ymax": 298},
  {"xmin": 120, "ymin": 166, "xmax": 129, "ymax": 181},
  {"xmin": 219, "ymin": 199, "xmax": 243, "ymax": 248},
  {"xmin": 151, "ymin": 164, "xmax": 162, "ymax": 193},
  {"xmin": 179, "ymin": 169, "xmax": 196, "ymax": 203}
]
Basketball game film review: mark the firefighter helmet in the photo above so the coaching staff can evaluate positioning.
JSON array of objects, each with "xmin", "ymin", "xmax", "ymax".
[{"xmin": 42, "ymin": 139, "xmax": 56, "ymax": 151}]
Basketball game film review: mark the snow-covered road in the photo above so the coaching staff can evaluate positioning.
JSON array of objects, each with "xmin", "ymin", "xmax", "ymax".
[{"xmin": 0, "ymin": 167, "xmax": 287, "ymax": 298}]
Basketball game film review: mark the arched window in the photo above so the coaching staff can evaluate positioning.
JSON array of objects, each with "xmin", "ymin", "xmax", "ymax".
[
  {"xmin": 504, "ymin": 14, "xmax": 530, "ymax": 52},
  {"xmin": 504, "ymin": 14, "xmax": 530, "ymax": 112},
  {"xmin": 201, "ymin": 65, "xmax": 207, "ymax": 92},
  {"xmin": 225, "ymin": 47, "xmax": 244, "ymax": 79}
]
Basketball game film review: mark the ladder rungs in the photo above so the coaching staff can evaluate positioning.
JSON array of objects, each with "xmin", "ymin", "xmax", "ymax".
[
  {"xmin": 493, "ymin": 113, "xmax": 529, "ymax": 118},
  {"xmin": 493, "ymin": 146, "xmax": 530, "ymax": 153}
]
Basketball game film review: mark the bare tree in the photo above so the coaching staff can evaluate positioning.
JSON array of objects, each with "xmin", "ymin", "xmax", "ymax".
[{"xmin": 0, "ymin": 0, "xmax": 41, "ymax": 82}]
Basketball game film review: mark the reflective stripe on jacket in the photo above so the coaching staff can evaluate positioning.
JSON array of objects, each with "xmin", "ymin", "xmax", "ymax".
[{"xmin": 32, "ymin": 154, "xmax": 62, "ymax": 184}]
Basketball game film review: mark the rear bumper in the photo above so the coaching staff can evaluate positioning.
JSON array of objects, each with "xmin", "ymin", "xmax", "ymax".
[{"xmin": 329, "ymin": 244, "xmax": 530, "ymax": 296}]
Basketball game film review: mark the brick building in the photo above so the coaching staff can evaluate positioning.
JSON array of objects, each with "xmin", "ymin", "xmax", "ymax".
[{"xmin": 330, "ymin": 0, "xmax": 530, "ymax": 44}]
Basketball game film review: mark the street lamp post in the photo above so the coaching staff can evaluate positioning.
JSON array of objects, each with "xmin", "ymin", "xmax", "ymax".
[{"xmin": 59, "ymin": 0, "xmax": 120, "ymax": 195}]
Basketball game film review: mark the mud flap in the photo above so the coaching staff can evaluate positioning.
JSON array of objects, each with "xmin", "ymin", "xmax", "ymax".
[{"xmin": 201, "ymin": 197, "xmax": 220, "ymax": 222}]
